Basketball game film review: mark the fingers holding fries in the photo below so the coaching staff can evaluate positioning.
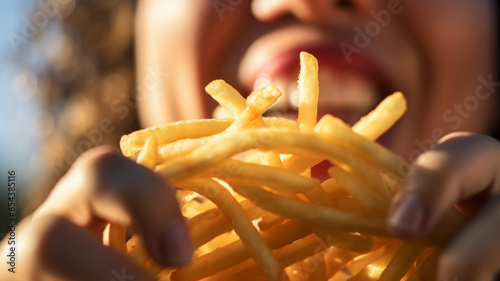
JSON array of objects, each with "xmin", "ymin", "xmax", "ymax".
[{"xmin": 37, "ymin": 147, "xmax": 193, "ymax": 267}]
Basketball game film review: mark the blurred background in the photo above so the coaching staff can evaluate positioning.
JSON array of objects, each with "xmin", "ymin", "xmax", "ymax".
[
  {"xmin": 0, "ymin": 1, "xmax": 41, "ymax": 237},
  {"xmin": 0, "ymin": 0, "xmax": 138, "ymax": 239}
]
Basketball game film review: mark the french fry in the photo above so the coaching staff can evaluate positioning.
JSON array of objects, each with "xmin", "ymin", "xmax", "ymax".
[
  {"xmin": 351, "ymin": 91, "xmax": 406, "ymax": 141},
  {"xmin": 297, "ymin": 52, "xmax": 319, "ymax": 133},
  {"xmin": 137, "ymin": 136, "xmax": 158, "ymax": 168},
  {"xmin": 114, "ymin": 52, "xmax": 463, "ymax": 281},
  {"xmin": 103, "ymin": 223, "xmax": 127, "ymax": 254}
]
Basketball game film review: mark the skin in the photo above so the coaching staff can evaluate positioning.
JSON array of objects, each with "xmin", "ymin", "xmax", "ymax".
[{"xmin": 1, "ymin": 0, "xmax": 500, "ymax": 280}]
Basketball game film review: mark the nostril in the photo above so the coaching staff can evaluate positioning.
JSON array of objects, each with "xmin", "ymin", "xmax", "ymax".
[{"xmin": 336, "ymin": 0, "xmax": 354, "ymax": 9}]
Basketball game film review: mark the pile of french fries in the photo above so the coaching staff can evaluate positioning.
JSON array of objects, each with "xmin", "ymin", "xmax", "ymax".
[{"xmin": 104, "ymin": 52, "xmax": 465, "ymax": 281}]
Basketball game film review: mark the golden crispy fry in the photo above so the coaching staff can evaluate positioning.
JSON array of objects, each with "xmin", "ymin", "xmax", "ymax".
[
  {"xmin": 102, "ymin": 223, "xmax": 127, "ymax": 254},
  {"xmin": 258, "ymin": 214, "xmax": 287, "ymax": 232},
  {"xmin": 120, "ymin": 118, "xmax": 232, "ymax": 157},
  {"xmin": 316, "ymin": 114, "xmax": 407, "ymax": 180},
  {"xmin": 297, "ymin": 52, "xmax": 319, "ymax": 133},
  {"xmin": 352, "ymin": 92, "xmax": 406, "ymax": 141},
  {"xmin": 137, "ymin": 136, "xmax": 158, "ymax": 169},
  {"xmin": 126, "ymin": 235, "xmax": 149, "ymax": 267}
]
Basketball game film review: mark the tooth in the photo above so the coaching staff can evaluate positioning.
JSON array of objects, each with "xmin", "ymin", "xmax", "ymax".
[
  {"xmin": 288, "ymin": 82, "xmax": 300, "ymax": 110},
  {"xmin": 318, "ymin": 68, "xmax": 378, "ymax": 113},
  {"xmin": 253, "ymin": 72, "xmax": 272, "ymax": 91}
]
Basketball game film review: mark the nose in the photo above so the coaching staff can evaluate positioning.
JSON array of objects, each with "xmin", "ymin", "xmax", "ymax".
[{"xmin": 251, "ymin": 0, "xmax": 377, "ymax": 24}]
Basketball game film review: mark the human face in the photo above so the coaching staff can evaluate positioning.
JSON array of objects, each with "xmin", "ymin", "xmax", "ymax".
[{"xmin": 135, "ymin": 0, "xmax": 497, "ymax": 160}]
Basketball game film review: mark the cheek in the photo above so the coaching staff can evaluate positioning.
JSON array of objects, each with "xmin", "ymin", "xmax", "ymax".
[
  {"xmin": 401, "ymin": 0, "xmax": 495, "ymax": 136},
  {"xmin": 135, "ymin": 0, "xmax": 212, "ymax": 125}
]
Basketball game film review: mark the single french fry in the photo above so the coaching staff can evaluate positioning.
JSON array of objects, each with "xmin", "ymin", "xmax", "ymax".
[
  {"xmin": 126, "ymin": 235, "xmax": 149, "ymax": 267},
  {"xmin": 258, "ymin": 213, "xmax": 287, "ymax": 231},
  {"xmin": 120, "ymin": 118, "xmax": 232, "ymax": 157},
  {"xmin": 103, "ymin": 223, "xmax": 127, "ymax": 254},
  {"xmin": 351, "ymin": 92, "xmax": 406, "ymax": 141},
  {"xmin": 137, "ymin": 136, "xmax": 158, "ymax": 168},
  {"xmin": 297, "ymin": 52, "xmax": 319, "ymax": 133}
]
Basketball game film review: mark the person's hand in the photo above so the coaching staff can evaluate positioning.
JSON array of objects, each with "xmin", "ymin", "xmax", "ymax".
[
  {"xmin": 0, "ymin": 146, "xmax": 192, "ymax": 281},
  {"xmin": 388, "ymin": 132, "xmax": 500, "ymax": 280}
]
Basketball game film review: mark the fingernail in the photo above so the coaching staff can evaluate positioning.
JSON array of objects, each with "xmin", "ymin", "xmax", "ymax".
[
  {"xmin": 160, "ymin": 219, "xmax": 193, "ymax": 266},
  {"xmin": 389, "ymin": 194, "xmax": 425, "ymax": 235}
]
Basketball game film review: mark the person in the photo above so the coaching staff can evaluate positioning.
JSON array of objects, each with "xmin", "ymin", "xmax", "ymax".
[{"xmin": 1, "ymin": 0, "xmax": 499, "ymax": 280}]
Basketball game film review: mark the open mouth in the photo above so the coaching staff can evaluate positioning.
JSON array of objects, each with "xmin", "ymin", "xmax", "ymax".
[
  {"xmin": 248, "ymin": 42, "xmax": 396, "ymax": 127},
  {"xmin": 237, "ymin": 40, "xmax": 398, "ymax": 180}
]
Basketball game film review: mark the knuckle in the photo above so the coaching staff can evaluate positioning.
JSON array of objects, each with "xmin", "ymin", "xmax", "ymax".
[
  {"xmin": 75, "ymin": 147, "xmax": 130, "ymax": 190},
  {"xmin": 78, "ymin": 146, "xmax": 124, "ymax": 175}
]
